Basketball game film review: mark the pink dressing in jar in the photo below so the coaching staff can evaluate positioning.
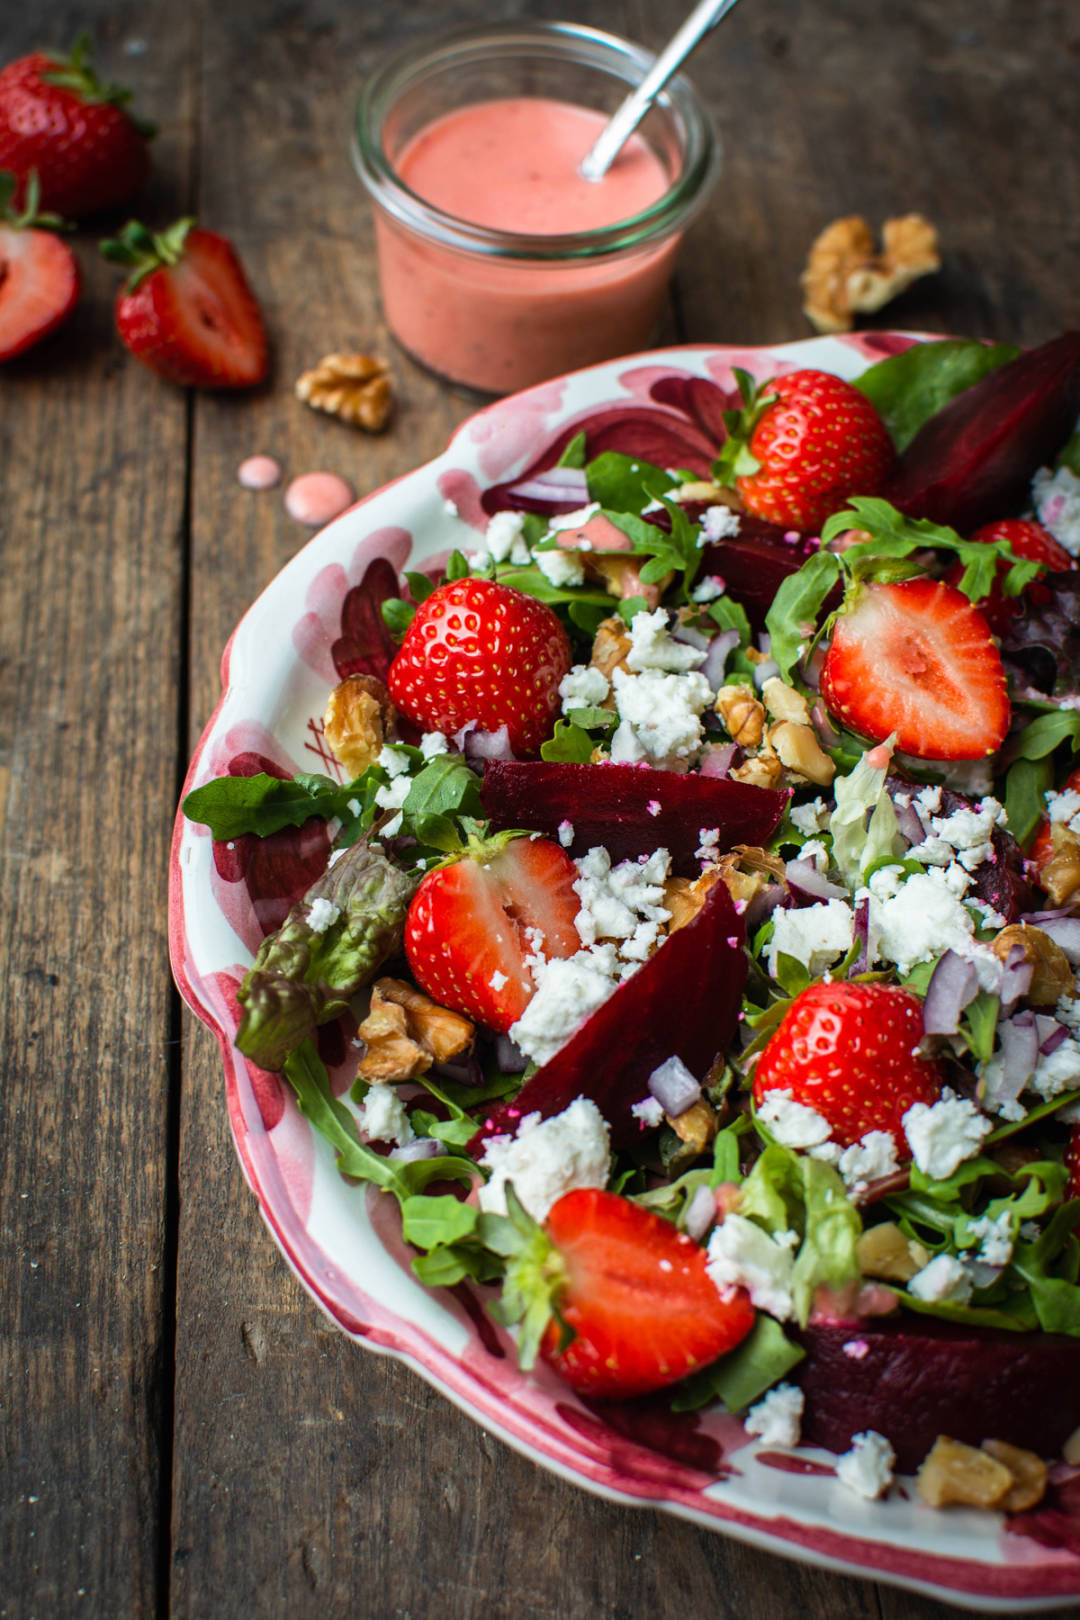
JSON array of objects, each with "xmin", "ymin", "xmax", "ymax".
[{"xmin": 374, "ymin": 98, "xmax": 678, "ymax": 395}]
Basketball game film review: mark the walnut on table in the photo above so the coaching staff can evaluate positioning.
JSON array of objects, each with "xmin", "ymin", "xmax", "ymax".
[
  {"xmin": 355, "ymin": 977, "xmax": 474, "ymax": 1083},
  {"xmin": 801, "ymin": 214, "xmax": 941, "ymax": 335},
  {"xmin": 323, "ymin": 674, "xmax": 397, "ymax": 778},
  {"xmin": 295, "ymin": 352, "xmax": 393, "ymax": 431}
]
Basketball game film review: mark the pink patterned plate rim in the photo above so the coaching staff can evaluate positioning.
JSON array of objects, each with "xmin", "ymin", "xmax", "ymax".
[{"xmin": 168, "ymin": 334, "xmax": 1080, "ymax": 1613}]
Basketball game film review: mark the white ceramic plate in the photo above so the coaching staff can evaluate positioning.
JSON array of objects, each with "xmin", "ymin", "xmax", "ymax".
[{"xmin": 169, "ymin": 334, "xmax": 1080, "ymax": 1612}]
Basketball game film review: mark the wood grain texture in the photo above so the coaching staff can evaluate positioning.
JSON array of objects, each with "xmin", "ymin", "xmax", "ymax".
[{"xmin": 3, "ymin": 0, "xmax": 1080, "ymax": 1616}]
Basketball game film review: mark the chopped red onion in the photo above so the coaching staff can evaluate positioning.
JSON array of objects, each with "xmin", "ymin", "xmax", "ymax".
[
  {"xmin": 494, "ymin": 1033, "xmax": 528, "ymax": 1074},
  {"xmin": 1032, "ymin": 916, "xmax": 1080, "ymax": 964},
  {"xmin": 923, "ymin": 949, "xmax": 981, "ymax": 1034},
  {"xmin": 784, "ymin": 859, "xmax": 848, "ymax": 902},
  {"xmin": 892, "ymin": 799, "xmax": 927, "ymax": 848},
  {"xmin": 999, "ymin": 943, "xmax": 1035, "ymax": 1011},
  {"xmin": 464, "ymin": 724, "xmax": 516, "ymax": 763},
  {"xmin": 699, "ymin": 742, "xmax": 737, "ymax": 779},
  {"xmin": 1022, "ymin": 908, "xmax": 1077, "ymax": 924},
  {"xmin": 504, "ymin": 467, "xmax": 589, "ymax": 506},
  {"xmin": 1037, "ymin": 1016, "xmax": 1068, "ymax": 1055},
  {"xmin": 432, "ymin": 1050, "xmax": 484, "ymax": 1087},
  {"xmin": 752, "ymin": 658, "xmax": 781, "ymax": 690},
  {"xmin": 701, "ymin": 628, "xmax": 741, "ymax": 688},
  {"xmin": 999, "ymin": 1009, "xmax": 1039, "ymax": 1086},
  {"xmin": 671, "ymin": 621, "xmax": 711, "ymax": 652},
  {"xmin": 810, "ymin": 700, "xmax": 841, "ymax": 750},
  {"xmin": 647, "ymin": 1054, "xmax": 701, "ymax": 1118},
  {"xmin": 390, "ymin": 1137, "xmax": 444, "ymax": 1162},
  {"xmin": 852, "ymin": 896, "xmax": 871, "ymax": 975},
  {"xmin": 684, "ymin": 1183, "xmax": 718, "ymax": 1243}
]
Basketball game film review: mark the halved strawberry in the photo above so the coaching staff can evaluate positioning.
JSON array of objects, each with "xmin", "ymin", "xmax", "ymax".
[
  {"xmin": 496, "ymin": 1187, "xmax": 755, "ymax": 1398},
  {"xmin": 820, "ymin": 575, "xmax": 1010, "ymax": 759},
  {"xmin": 0, "ymin": 171, "xmax": 79, "ymax": 361},
  {"xmin": 945, "ymin": 517, "xmax": 1075, "ymax": 634},
  {"xmin": 404, "ymin": 832, "xmax": 580, "ymax": 1032},
  {"xmin": 753, "ymin": 980, "xmax": 944, "ymax": 1151},
  {"xmin": 101, "ymin": 218, "xmax": 268, "ymax": 389}
]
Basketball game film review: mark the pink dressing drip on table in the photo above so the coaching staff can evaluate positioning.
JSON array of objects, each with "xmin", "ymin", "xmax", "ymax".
[
  {"xmin": 237, "ymin": 454, "xmax": 282, "ymax": 490},
  {"xmin": 285, "ymin": 472, "xmax": 354, "ymax": 526},
  {"xmin": 376, "ymin": 97, "xmax": 677, "ymax": 394}
]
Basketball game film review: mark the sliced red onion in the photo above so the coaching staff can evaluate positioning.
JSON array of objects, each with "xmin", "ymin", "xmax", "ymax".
[
  {"xmin": 1034, "ymin": 916, "xmax": 1080, "ymax": 964},
  {"xmin": 967, "ymin": 1260, "xmax": 1006, "ymax": 1290},
  {"xmin": 464, "ymin": 724, "xmax": 516, "ymax": 763},
  {"xmin": 503, "ymin": 466, "xmax": 589, "ymax": 507},
  {"xmin": 852, "ymin": 896, "xmax": 871, "ymax": 976},
  {"xmin": 923, "ymin": 949, "xmax": 981, "ymax": 1034},
  {"xmin": 432, "ymin": 1050, "xmax": 484, "ymax": 1087},
  {"xmin": 494, "ymin": 1033, "xmax": 529, "ymax": 1074},
  {"xmin": 671, "ymin": 621, "xmax": 711, "ymax": 652},
  {"xmin": 810, "ymin": 699, "xmax": 841, "ymax": 750},
  {"xmin": 797, "ymin": 644, "xmax": 824, "ymax": 691},
  {"xmin": 752, "ymin": 658, "xmax": 781, "ymax": 690},
  {"xmin": 784, "ymin": 859, "xmax": 848, "ymax": 901},
  {"xmin": 701, "ymin": 628, "xmax": 741, "ymax": 688},
  {"xmin": 999, "ymin": 1009, "xmax": 1039, "ymax": 1087},
  {"xmin": 699, "ymin": 742, "xmax": 737, "ymax": 779},
  {"xmin": 1022, "ymin": 908, "xmax": 1077, "ymax": 925},
  {"xmin": 1038, "ymin": 1017, "xmax": 1068, "ymax": 1056},
  {"xmin": 999, "ymin": 943, "xmax": 1035, "ymax": 1012},
  {"xmin": 892, "ymin": 799, "xmax": 928, "ymax": 848},
  {"xmin": 647, "ymin": 1054, "xmax": 701, "ymax": 1118},
  {"xmin": 390, "ymin": 1137, "xmax": 444, "ymax": 1162},
  {"xmin": 745, "ymin": 883, "xmax": 787, "ymax": 934},
  {"xmin": 684, "ymin": 1182, "xmax": 718, "ymax": 1242}
]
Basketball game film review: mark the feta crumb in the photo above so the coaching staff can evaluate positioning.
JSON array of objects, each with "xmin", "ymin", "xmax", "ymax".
[
  {"xmin": 631, "ymin": 1095, "xmax": 665, "ymax": 1128},
  {"xmin": 967, "ymin": 1210, "xmax": 1014, "ymax": 1268},
  {"xmin": 744, "ymin": 1383, "xmax": 804, "ymax": 1447},
  {"xmin": 691, "ymin": 574, "xmax": 726, "ymax": 603},
  {"xmin": 535, "ymin": 546, "xmax": 585, "ymax": 587},
  {"xmin": 509, "ymin": 950, "xmax": 619, "ymax": 1068},
  {"xmin": 766, "ymin": 898, "xmax": 854, "ymax": 979},
  {"xmin": 625, "ymin": 608, "xmax": 706, "ymax": 674},
  {"xmin": 1030, "ymin": 1035, "xmax": 1080, "ymax": 1099},
  {"xmin": 573, "ymin": 845, "xmax": 671, "ymax": 951},
  {"xmin": 559, "ymin": 662, "xmax": 611, "ymax": 712},
  {"xmin": 1033, "ymin": 463, "xmax": 1080, "ymax": 556},
  {"xmin": 356, "ymin": 1085, "xmax": 414, "ymax": 1149},
  {"xmin": 836, "ymin": 1430, "xmax": 896, "ymax": 1499},
  {"xmin": 306, "ymin": 897, "xmax": 340, "ymax": 934},
  {"xmin": 477, "ymin": 1096, "xmax": 611, "ymax": 1220},
  {"xmin": 377, "ymin": 744, "xmax": 413, "ymax": 778},
  {"xmin": 419, "ymin": 729, "xmax": 449, "ymax": 759},
  {"xmin": 610, "ymin": 666, "xmax": 713, "ymax": 770},
  {"xmin": 907, "ymin": 1253, "xmax": 974, "ymax": 1304},
  {"xmin": 489, "ymin": 969, "xmax": 508, "ymax": 992},
  {"xmin": 707, "ymin": 1215, "xmax": 798, "ymax": 1321},
  {"xmin": 701, "ymin": 504, "xmax": 741, "ymax": 543},
  {"xmin": 867, "ymin": 868, "xmax": 998, "ymax": 986},
  {"xmin": 902, "ymin": 1090, "xmax": 992, "ymax": 1180},
  {"xmin": 557, "ymin": 819, "xmax": 574, "ymax": 848},
  {"xmin": 837, "ymin": 1130, "xmax": 899, "ymax": 1192},
  {"xmin": 757, "ymin": 1088, "xmax": 833, "ymax": 1150},
  {"xmin": 483, "ymin": 509, "xmax": 531, "ymax": 564},
  {"xmin": 789, "ymin": 797, "xmax": 830, "ymax": 836}
]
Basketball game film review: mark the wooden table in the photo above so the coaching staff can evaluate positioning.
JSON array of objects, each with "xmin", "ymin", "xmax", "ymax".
[{"xmin": 4, "ymin": 1, "xmax": 1079, "ymax": 1615}]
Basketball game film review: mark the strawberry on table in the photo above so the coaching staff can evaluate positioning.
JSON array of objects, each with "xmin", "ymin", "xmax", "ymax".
[
  {"xmin": 820, "ymin": 574, "xmax": 1010, "ymax": 759},
  {"xmin": 0, "ymin": 34, "xmax": 152, "ymax": 219},
  {"xmin": 0, "ymin": 170, "xmax": 79, "ymax": 362},
  {"xmin": 714, "ymin": 368, "xmax": 895, "ymax": 534},
  {"xmin": 753, "ymin": 980, "xmax": 944, "ymax": 1152},
  {"xmin": 404, "ymin": 831, "xmax": 580, "ymax": 1033},
  {"xmin": 496, "ymin": 1187, "xmax": 755, "ymax": 1398},
  {"xmin": 101, "ymin": 218, "xmax": 268, "ymax": 389},
  {"xmin": 388, "ymin": 577, "xmax": 571, "ymax": 755},
  {"xmin": 946, "ymin": 517, "xmax": 1075, "ymax": 635}
]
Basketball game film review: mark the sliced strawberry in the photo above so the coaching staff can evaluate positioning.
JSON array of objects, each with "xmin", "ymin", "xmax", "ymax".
[
  {"xmin": 102, "ymin": 218, "xmax": 268, "ymax": 389},
  {"xmin": 404, "ymin": 833, "xmax": 580, "ymax": 1033},
  {"xmin": 945, "ymin": 518, "xmax": 1075, "ymax": 635},
  {"xmin": 820, "ymin": 575, "xmax": 1010, "ymax": 760},
  {"xmin": 0, "ymin": 172, "xmax": 78, "ymax": 361},
  {"xmin": 753, "ymin": 980, "xmax": 944, "ymax": 1151},
  {"xmin": 498, "ymin": 1187, "xmax": 755, "ymax": 1399}
]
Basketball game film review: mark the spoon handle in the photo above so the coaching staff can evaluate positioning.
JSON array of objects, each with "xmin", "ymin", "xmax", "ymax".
[{"xmin": 580, "ymin": 0, "xmax": 741, "ymax": 182}]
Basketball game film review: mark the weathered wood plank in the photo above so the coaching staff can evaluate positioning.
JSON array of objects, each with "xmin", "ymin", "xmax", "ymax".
[{"xmin": 0, "ymin": 3, "xmax": 195, "ymax": 1615}]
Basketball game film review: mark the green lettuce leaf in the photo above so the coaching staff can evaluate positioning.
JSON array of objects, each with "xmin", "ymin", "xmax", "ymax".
[
  {"xmin": 671, "ymin": 1314, "xmax": 805, "ymax": 1413},
  {"xmin": 182, "ymin": 770, "xmax": 359, "ymax": 840},
  {"xmin": 828, "ymin": 747, "xmax": 904, "ymax": 888}
]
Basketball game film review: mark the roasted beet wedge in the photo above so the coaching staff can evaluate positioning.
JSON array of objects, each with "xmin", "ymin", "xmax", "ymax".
[
  {"xmin": 882, "ymin": 331, "xmax": 1080, "ymax": 533},
  {"xmin": 469, "ymin": 878, "xmax": 747, "ymax": 1151},
  {"xmin": 697, "ymin": 520, "xmax": 829, "ymax": 631},
  {"xmin": 481, "ymin": 761, "xmax": 789, "ymax": 877},
  {"xmin": 797, "ymin": 1315, "xmax": 1080, "ymax": 1472}
]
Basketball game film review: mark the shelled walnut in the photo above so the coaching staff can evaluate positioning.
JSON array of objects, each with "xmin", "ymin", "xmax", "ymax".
[
  {"xmin": 295, "ymin": 352, "xmax": 393, "ymax": 430},
  {"xmin": 356, "ymin": 977, "xmax": 474, "ymax": 1082},
  {"xmin": 323, "ymin": 674, "xmax": 396, "ymax": 778},
  {"xmin": 801, "ymin": 214, "xmax": 940, "ymax": 335}
]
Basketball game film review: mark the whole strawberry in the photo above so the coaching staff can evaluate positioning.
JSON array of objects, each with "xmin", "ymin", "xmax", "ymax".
[
  {"xmin": 753, "ymin": 980, "xmax": 943, "ymax": 1150},
  {"xmin": 0, "ymin": 34, "xmax": 152, "ymax": 218},
  {"xmin": 0, "ymin": 170, "xmax": 79, "ymax": 361},
  {"xmin": 715, "ymin": 368, "xmax": 895, "ymax": 534},
  {"xmin": 388, "ymin": 577, "xmax": 571, "ymax": 755},
  {"xmin": 101, "ymin": 218, "xmax": 268, "ymax": 389}
]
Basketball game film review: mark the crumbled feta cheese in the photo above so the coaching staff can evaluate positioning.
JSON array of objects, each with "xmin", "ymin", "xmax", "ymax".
[
  {"xmin": 744, "ymin": 1383, "xmax": 804, "ymax": 1447},
  {"xmin": 610, "ymin": 666, "xmax": 713, "ymax": 770},
  {"xmin": 789, "ymin": 797, "xmax": 831, "ymax": 837},
  {"xmin": 483, "ymin": 509, "xmax": 531, "ymax": 564},
  {"xmin": 1048, "ymin": 787, "xmax": 1080, "ymax": 834},
  {"xmin": 374, "ymin": 774, "xmax": 412, "ymax": 814},
  {"xmin": 866, "ymin": 869, "xmax": 998, "ymax": 986},
  {"xmin": 1033, "ymin": 463, "xmax": 1080, "ymax": 556},
  {"xmin": 557, "ymin": 819, "xmax": 574, "ymax": 848},
  {"xmin": 707, "ymin": 1216, "xmax": 798, "ymax": 1320},
  {"xmin": 419, "ymin": 729, "xmax": 449, "ymax": 758},
  {"xmin": 625, "ymin": 608, "xmax": 707, "ymax": 674},
  {"xmin": 701, "ymin": 504, "xmax": 741, "ymax": 542},
  {"xmin": 548, "ymin": 502, "xmax": 600, "ymax": 533},
  {"xmin": 477, "ymin": 1096, "xmax": 611, "ymax": 1220},
  {"xmin": 800, "ymin": 838, "xmax": 830, "ymax": 872},
  {"xmin": 757, "ymin": 1088, "xmax": 834, "ymax": 1150},
  {"xmin": 534, "ymin": 546, "xmax": 585, "ymax": 587},
  {"xmin": 902, "ymin": 1090, "xmax": 992, "ymax": 1180},
  {"xmin": 306, "ymin": 897, "xmax": 340, "ymax": 934},
  {"xmin": 509, "ymin": 949, "xmax": 619, "ymax": 1068},
  {"xmin": 907, "ymin": 1253, "xmax": 974, "ymax": 1304},
  {"xmin": 696, "ymin": 827, "xmax": 720, "ymax": 862},
  {"xmin": 909, "ymin": 796, "xmax": 1006, "ymax": 873},
  {"xmin": 559, "ymin": 662, "xmax": 611, "ymax": 712},
  {"xmin": 573, "ymin": 845, "xmax": 671, "ymax": 948},
  {"xmin": 836, "ymin": 1431, "xmax": 896, "ymax": 1499},
  {"xmin": 766, "ymin": 898, "xmax": 854, "ymax": 979},
  {"xmin": 837, "ymin": 1130, "xmax": 899, "ymax": 1192},
  {"xmin": 967, "ymin": 1210, "xmax": 1014, "ymax": 1268},
  {"xmin": 631, "ymin": 1095, "xmax": 665, "ymax": 1128},
  {"xmin": 489, "ymin": 968, "xmax": 508, "ymax": 992},
  {"xmin": 356, "ymin": 1085, "xmax": 414, "ymax": 1148},
  {"xmin": 691, "ymin": 574, "xmax": 726, "ymax": 602},
  {"xmin": 377, "ymin": 744, "xmax": 413, "ymax": 778},
  {"xmin": 1030, "ymin": 1035, "xmax": 1080, "ymax": 1099}
]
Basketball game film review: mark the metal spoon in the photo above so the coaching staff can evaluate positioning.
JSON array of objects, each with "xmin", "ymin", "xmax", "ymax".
[{"xmin": 580, "ymin": 0, "xmax": 742, "ymax": 182}]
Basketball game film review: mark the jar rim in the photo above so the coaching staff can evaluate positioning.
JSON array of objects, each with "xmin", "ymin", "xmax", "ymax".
[{"xmin": 351, "ymin": 20, "xmax": 719, "ymax": 263}]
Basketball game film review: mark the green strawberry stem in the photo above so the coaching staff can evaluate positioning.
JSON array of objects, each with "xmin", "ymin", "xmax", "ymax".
[
  {"xmin": 711, "ymin": 367, "xmax": 779, "ymax": 485},
  {"xmin": 100, "ymin": 217, "xmax": 196, "ymax": 292},
  {"xmin": 41, "ymin": 32, "xmax": 156, "ymax": 137},
  {"xmin": 484, "ymin": 1187, "xmax": 571, "ymax": 1369},
  {"xmin": 0, "ymin": 169, "xmax": 70, "ymax": 232}
]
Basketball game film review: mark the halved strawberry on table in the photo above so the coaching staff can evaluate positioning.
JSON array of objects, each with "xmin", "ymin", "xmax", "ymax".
[
  {"xmin": 820, "ymin": 574, "xmax": 1011, "ymax": 759},
  {"xmin": 494, "ymin": 1187, "xmax": 756, "ymax": 1398},
  {"xmin": 101, "ymin": 218, "xmax": 268, "ymax": 389},
  {"xmin": 0, "ymin": 170, "xmax": 79, "ymax": 362}
]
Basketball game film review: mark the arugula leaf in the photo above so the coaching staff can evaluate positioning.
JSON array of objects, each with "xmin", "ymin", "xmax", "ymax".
[
  {"xmin": 959, "ymin": 991, "xmax": 1001, "ymax": 1067},
  {"xmin": 1005, "ymin": 754, "xmax": 1055, "ymax": 846},
  {"xmin": 400, "ymin": 1194, "xmax": 478, "ymax": 1249},
  {"xmin": 1009, "ymin": 707, "xmax": 1080, "ymax": 762},
  {"xmin": 403, "ymin": 755, "xmax": 483, "ymax": 825},
  {"xmin": 183, "ymin": 770, "xmax": 358, "ymax": 841},
  {"xmin": 541, "ymin": 719, "xmax": 595, "ymax": 762},
  {"xmin": 764, "ymin": 550, "xmax": 841, "ymax": 682},
  {"xmin": 557, "ymin": 431, "xmax": 587, "ymax": 469},
  {"xmin": 854, "ymin": 339, "xmax": 1019, "ymax": 451},
  {"xmin": 670, "ymin": 1314, "xmax": 805, "ymax": 1413},
  {"xmin": 820, "ymin": 498, "xmax": 1043, "ymax": 603}
]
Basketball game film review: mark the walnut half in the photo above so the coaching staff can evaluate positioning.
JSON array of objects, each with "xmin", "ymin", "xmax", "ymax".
[
  {"xmin": 323, "ymin": 674, "xmax": 397, "ymax": 779},
  {"xmin": 296, "ymin": 352, "xmax": 393, "ymax": 431},
  {"xmin": 801, "ymin": 215, "xmax": 941, "ymax": 335},
  {"xmin": 356, "ymin": 977, "xmax": 474, "ymax": 1083}
]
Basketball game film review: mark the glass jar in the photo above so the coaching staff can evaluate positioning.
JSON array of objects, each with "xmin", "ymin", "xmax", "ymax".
[{"xmin": 352, "ymin": 21, "xmax": 719, "ymax": 396}]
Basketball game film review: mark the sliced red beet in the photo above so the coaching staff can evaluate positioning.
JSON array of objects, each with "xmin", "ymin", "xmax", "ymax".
[
  {"xmin": 698, "ymin": 521, "xmax": 829, "ymax": 632},
  {"xmin": 480, "ymin": 761, "xmax": 789, "ymax": 877},
  {"xmin": 797, "ymin": 1315, "xmax": 1080, "ymax": 1472},
  {"xmin": 469, "ymin": 878, "xmax": 747, "ymax": 1151},
  {"xmin": 882, "ymin": 331, "xmax": 1080, "ymax": 533}
]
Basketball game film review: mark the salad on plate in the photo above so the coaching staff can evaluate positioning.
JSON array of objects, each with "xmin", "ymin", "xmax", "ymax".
[{"xmin": 176, "ymin": 329, "xmax": 1080, "ymax": 1598}]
